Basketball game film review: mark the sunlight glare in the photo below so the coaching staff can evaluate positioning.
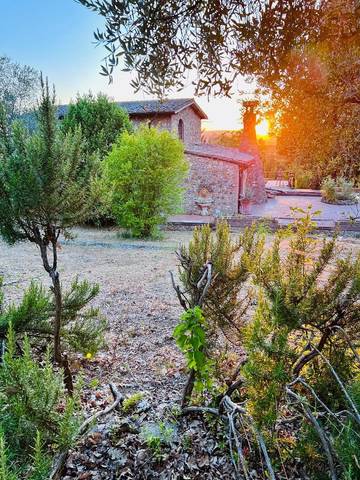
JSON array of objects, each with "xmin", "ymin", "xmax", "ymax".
[{"xmin": 256, "ymin": 118, "xmax": 270, "ymax": 137}]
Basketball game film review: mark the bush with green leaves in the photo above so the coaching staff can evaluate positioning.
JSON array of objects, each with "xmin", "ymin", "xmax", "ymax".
[
  {"xmin": 173, "ymin": 306, "xmax": 214, "ymax": 394},
  {"xmin": 0, "ymin": 326, "xmax": 82, "ymax": 480},
  {"xmin": 102, "ymin": 126, "xmax": 188, "ymax": 238},
  {"xmin": 321, "ymin": 176, "xmax": 357, "ymax": 204},
  {"xmin": 0, "ymin": 78, "xmax": 102, "ymax": 391},
  {"xmin": 61, "ymin": 92, "xmax": 133, "ymax": 158},
  {"xmin": 140, "ymin": 421, "xmax": 177, "ymax": 461}
]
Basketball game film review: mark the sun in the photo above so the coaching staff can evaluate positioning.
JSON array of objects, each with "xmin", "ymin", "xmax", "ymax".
[{"xmin": 256, "ymin": 118, "xmax": 270, "ymax": 137}]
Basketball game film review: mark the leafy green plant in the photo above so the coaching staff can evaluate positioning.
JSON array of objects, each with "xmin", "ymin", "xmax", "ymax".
[
  {"xmin": 174, "ymin": 307, "xmax": 213, "ymax": 393},
  {"xmin": 102, "ymin": 126, "xmax": 188, "ymax": 238},
  {"xmin": 140, "ymin": 422, "xmax": 176, "ymax": 460},
  {"xmin": 61, "ymin": 92, "xmax": 133, "ymax": 158}
]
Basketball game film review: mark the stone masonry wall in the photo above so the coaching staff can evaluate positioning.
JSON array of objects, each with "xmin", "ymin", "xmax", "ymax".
[
  {"xmin": 171, "ymin": 107, "xmax": 202, "ymax": 145},
  {"xmin": 183, "ymin": 153, "xmax": 240, "ymax": 216},
  {"xmin": 130, "ymin": 114, "xmax": 172, "ymax": 131},
  {"xmin": 130, "ymin": 106, "xmax": 202, "ymax": 144}
]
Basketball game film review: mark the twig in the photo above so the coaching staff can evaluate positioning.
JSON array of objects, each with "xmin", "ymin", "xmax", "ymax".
[
  {"xmin": 169, "ymin": 270, "xmax": 188, "ymax": 311},
  {"xmin": 49, "ymin": 383, "xmax": 123, "ymax": 480},
  {"xmin": 222, "ymin": 396, "xmax": 276, "ymax": 480},
  {"xmin": 291, "ymin": 377, "xmax": 360, "ymax": 434},
  {"xmin": 182, "ymin": 405, "xmax": 220, "ymax": 416},
  {"xmin": 314, "ymin": 348, "xmax": 360, "ymax": 426},
  {"xmin": 286, "ymin": 388, "xmax": 337, "ymax": 480},
  {"xmin": 79, "ymin": 382, "xmax": 123, "ymax": 435},
  {"xmin": 227, "ymin": 410, "xmax": 250, "ymax": 480},
  {"xmin": 198, "ymin": 263, "xmax": 212, "ymax": 307},
  {"xmin": 330, "ymin": 326, "xmax": 360, "ymax": 365}
]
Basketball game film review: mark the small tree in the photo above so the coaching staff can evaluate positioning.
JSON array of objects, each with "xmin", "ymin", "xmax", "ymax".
[
  {"xmin": 0, "ymin": 55, "xmax": 39, "ymax": 122},
  {"xmin": 0, "ymin": 78, "xmax": 101, "ymax": 392},
  {"xmin": 172, "ymin": 221, "xmax": 262, "ymax": 406},
  {"xmin": 61, "ymin": 92, "xmax": 133, "ymax": 158},
  {"xmin": 102, "ymin": 126, "xmax": 188, "ymax": 238}
]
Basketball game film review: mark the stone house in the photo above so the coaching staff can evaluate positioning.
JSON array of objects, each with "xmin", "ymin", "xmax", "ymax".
[
  {"xmin": 116, "ymin": 98, "xmax": 266, "ymax": 216},
  {"xmin": 57, "ymin": 98, "xmax": 266, "ymax": 217}
]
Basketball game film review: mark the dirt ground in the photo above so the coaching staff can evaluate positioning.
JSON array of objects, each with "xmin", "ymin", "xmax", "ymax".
[
  {"xmin": 1, "ymin": 225, "xmax": 360, "ymax": 401},
  {"xmin": 1, "ymin": 226, "xmax": 360, "ymax": 479},
  {"xmin": 0, "ymin": 227, "xmax": 194, "ymax": 395}
]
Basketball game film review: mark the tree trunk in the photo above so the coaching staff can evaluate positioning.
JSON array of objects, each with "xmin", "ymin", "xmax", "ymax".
[
  {"xmin": 50, "ymin": 271, "xmax": 74, "ymax": 395},
  {"xmin": 35, "ymin": 228, "xmax": 73, "ymax": 395},
  {"xmin": 181, "ymin": 369, "xmax": 195, "ymax": 408},
  {"xmin": 51, "ymin": 271, "xmax": 62, "ymax": 364}
]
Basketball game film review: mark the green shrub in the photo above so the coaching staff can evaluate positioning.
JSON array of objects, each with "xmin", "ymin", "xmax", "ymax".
[
  {"xmin": 122, "ymin": 392, "xmax": 144, "ymax": 412},
  {"xmin": 295, "ymin": 169, "xmax": 315, "ymax": 189},
  {"xmin": 177, "ymin": 221, "xmax": 262, "ymax": 339},
  {"xmin": 321, "ymin": 176, "xmax": 356, "ymax": 203},
  {"xmin": 0, "ymin": 326, "xmax": 82, "ymax": 479},
  {"xmin": 61, "ymin": 92, "xmax": 133, "ymax": 158},
  {"xmin": 102, "ymin": 126, "xmax": 188, "ymax": 238},
  {"xmin": 244, "ymin": 208, "xmax": 360, "ymax": 430},
  {"xmin": 140, "ymin": 421, "xmax": 176, "ymax": 460},
  {"xmin": 173, "ymin": 221, "xmax": 263, "ymax": 404},
  {"xmin": 321, "ymin": 176, "xmax": 337, "ymax": 203}
]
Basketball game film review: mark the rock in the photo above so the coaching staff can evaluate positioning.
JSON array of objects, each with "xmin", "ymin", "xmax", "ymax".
[{"xmin": 135, "ymin": 448, "xmax": 148, "ymax": 466}]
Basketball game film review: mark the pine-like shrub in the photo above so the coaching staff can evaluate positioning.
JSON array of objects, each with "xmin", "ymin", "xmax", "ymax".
[
  {"xmin": 0, "ymin": 326, "xmax": 82, "ymax": 479},
  {"xmin": 177, "ymin": 221, "xmax": 262, "ymax": 341},
  {"xmin": 244, "ymin": 208, "xmax": 360, "ymax": 429},
  {"xmin": 0, "ymin": 78, "xmax": 103, "ymax": 390},
  {"xmin": 0, "ymin": 277, "xmax": 106, "ymax": 357},
  {"xmin": 173, "ymin": 221, "xmax": 263, "ymax": 404}
]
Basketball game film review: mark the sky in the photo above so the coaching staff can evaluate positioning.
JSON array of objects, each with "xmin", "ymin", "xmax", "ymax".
[{"xmin": 0, "ymin": 0, "xmax": 256, "ymax": 130}]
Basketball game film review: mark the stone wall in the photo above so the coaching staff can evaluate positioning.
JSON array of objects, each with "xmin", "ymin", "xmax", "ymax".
[
  {"xmin": 130, "ymin": 113, "xmax": 172, "ymax": 131},
  {"xmin": 171, "ymin": 107, "xmax": 202, "ymax": 145},
  {"xmin": 130, "ymin": 106, "xmax": 202, "ymax": 144},
  {"xmin": 183, "ymin": 153, "xmax": 240, "ymax": 216}
]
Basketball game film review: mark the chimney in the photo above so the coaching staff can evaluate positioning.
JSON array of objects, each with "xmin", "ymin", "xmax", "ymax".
[{"xmin": 242, "ymin": 100, "xmax": 258, "ymax": 144}]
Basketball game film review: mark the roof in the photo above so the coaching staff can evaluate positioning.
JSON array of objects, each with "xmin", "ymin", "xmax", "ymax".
[
  {"xmin": 116, "ymin": 98, "xmax": 208, "ymax": 119},
  {"xmin": 185, "ymin": 143, "xmax": 254, "ymax": 168}
]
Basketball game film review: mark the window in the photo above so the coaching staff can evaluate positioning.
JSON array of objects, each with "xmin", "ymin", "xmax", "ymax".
[{"xmin": 178, "ymin": 119, "xmax": 184, "ymax": 141}]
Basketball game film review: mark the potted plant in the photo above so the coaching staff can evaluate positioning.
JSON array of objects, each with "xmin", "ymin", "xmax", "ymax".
[{"xmin": 240, "ymin": 186, "xmax": 254, "ymax": 214}]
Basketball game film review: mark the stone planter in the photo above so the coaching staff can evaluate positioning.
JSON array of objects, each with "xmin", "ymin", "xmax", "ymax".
[{"xmin": 240, "ymin": 198, "xmax": 252, "ymax": 215}]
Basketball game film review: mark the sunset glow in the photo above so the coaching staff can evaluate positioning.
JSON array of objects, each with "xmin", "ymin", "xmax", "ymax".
[{"xmin": 256, "ymin": 118, "xmax": 270, "ymax": 137}]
